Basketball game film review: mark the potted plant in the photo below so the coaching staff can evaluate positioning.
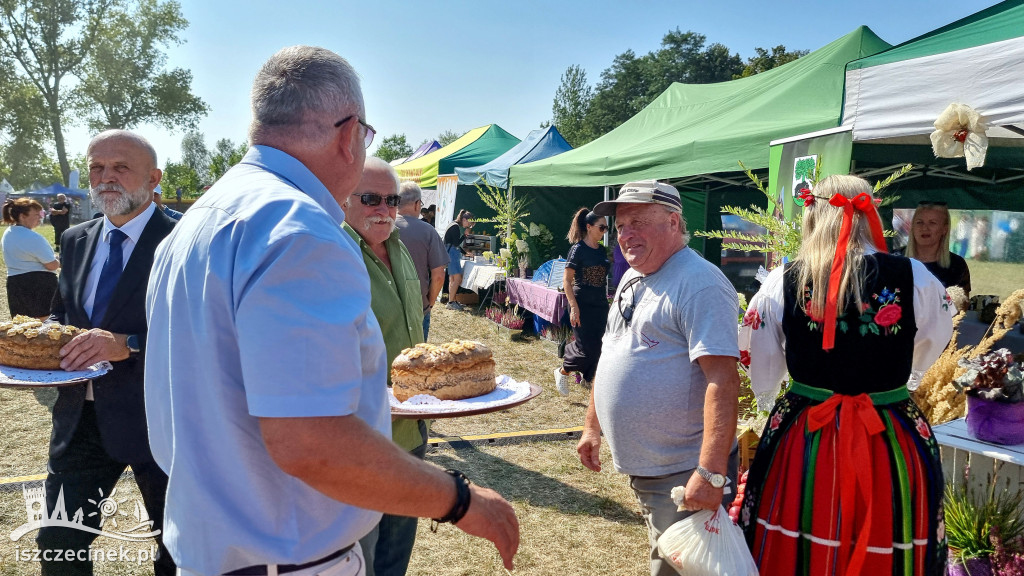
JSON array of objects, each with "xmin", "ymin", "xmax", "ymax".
[
  {"xmin": 954, "ymin": 348, "xmax": 1024, "ymax": 445},
  {"xmin": 945, "ymin": 483, "xmax": 1024, "ymax": 576}
]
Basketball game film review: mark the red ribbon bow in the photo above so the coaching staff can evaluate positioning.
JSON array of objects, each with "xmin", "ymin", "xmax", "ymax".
[
  {"xmin": 807, "ymin": 393, "xmax": 886, "ymax": 576},
  {"xmin": 821, "ymin": 193, "xmax": 888, "ymax": 350}
]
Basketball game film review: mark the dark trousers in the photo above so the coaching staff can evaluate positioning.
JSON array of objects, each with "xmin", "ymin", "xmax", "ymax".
[
  {"xmin": 360, "ymin": 421, "xmax": 428, "ymax": 576},
  {"xmin": 37, "ymin": 403, "xmax": 175, "ymax": 576}
]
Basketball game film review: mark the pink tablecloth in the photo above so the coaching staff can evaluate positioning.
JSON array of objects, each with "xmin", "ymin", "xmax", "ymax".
[{"xmin": 506, "ymin": 277, "xmax": 568, "ymax": 325}]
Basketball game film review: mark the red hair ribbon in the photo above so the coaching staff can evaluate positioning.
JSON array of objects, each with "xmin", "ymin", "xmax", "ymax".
[
  {"xmin": 807, "ymin": 393, "xmax": 886, "ymax": 575},
  {"xmin": 822, "ymin": 192, "xmax": 888, "ymax": 350}
]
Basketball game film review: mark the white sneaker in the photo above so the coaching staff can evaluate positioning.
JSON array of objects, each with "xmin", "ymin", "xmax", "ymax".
[{"xmin": 554, "ymin": 368, "xmax": 570, "ymax": 396}]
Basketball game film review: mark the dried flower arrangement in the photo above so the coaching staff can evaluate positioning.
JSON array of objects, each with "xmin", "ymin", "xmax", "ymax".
[{"xmin": 913, "ymin": 288, "xmax": 1024, "ymax": 424}]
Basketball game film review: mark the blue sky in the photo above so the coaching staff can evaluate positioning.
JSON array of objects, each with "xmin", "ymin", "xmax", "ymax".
[{"xmin": 65, "ymin": 0, "xmax": 1005, "ymax": 167}]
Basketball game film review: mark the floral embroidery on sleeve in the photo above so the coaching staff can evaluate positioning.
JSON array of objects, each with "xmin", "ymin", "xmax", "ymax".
[{"xmin": 742, "ymin": 306, "xmax": 764, "ymax": 330}]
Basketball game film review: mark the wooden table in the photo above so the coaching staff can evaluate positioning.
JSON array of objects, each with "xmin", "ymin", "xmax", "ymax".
[{"xmin": 933, "ymin": 417, "xmax": 1024, "ymax": 496}]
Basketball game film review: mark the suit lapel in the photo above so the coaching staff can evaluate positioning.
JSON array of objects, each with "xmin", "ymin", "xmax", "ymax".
[
  {"xmin": 100, "ymin": 210, "xmax": 173, "ymax": 327},
  {"xmin": 72, "ymin": 220, "xmax": 104, "ymax": 317}
]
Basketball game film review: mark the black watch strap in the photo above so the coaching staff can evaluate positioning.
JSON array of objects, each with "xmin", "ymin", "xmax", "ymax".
[{"xmin": 430, "ymin": 469, "xmax": 472, "ymax": 531}]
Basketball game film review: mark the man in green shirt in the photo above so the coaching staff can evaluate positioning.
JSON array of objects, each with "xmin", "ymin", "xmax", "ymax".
[{"xmin": 343, "ymin": 157, "xmax": 426, "ymax": 576}]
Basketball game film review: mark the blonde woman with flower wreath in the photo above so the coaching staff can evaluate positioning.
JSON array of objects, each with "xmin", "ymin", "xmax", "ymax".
[{"xmin": 738, "ymin": 175, "xmax": 954, "ymax": 576}]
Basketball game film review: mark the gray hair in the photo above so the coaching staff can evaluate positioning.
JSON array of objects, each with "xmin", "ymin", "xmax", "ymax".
[
  {"xmin": 398, "ymin": 181, "xmax": 422, "ymax": 206},
  {"xmin": 249, "ymin": 46, "xmax": 364, "ymax": 146},
  {"xmin": 87, "ymin": 130, "xmax": 158, "ymax": 168},
  {"xmin": 363, "ymin": 157, "xmax": 400, "ymax": 194}
]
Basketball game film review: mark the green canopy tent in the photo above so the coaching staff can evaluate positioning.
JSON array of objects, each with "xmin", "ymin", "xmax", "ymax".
[
  {"xmin": 395, "ymin": 124, "xmax": 520, "ymax": 234},
  {"xmin": 770, "ymin": 0, "xmax": 1024, "ymax": 258},
  {"xmin": 838, "ymin": 0, "xmax": 1024, "ymax": 213},
  {"xmin": 510, "ymin": 27, "xmax": 892, "ymax": 265}
]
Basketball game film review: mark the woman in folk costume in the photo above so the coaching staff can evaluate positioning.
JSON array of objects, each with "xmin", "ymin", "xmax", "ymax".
[{"xmin": 737, "ymin": 175, "xmax": 954, "ymax": 576}]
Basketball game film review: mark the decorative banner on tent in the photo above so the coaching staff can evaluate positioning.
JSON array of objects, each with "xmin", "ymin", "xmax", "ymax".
[
  {"xmin": 792, "ymin": 155, "xmax": 818, "ymax": 199},
  {"xmin": 769, "ymin": 127, "xmax": 854, "ymax": 221},
  {"xmin": 930, "ymin": 102, "xmax": 989, "ymax": 170},
  {"xmin": 435, "ymin": 175, "xmax": 459, "ymax": 237}
]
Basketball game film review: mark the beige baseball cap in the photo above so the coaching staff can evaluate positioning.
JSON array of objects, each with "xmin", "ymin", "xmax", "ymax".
[{"xmin": 593, "ymin": 180, "xmax": 682, "ymax": 216}]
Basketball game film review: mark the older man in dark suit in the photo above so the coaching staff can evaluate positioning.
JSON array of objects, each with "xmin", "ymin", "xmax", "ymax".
[{"xmin": 38, "ymin": 130, "xmax": 176, "ymax": 576}]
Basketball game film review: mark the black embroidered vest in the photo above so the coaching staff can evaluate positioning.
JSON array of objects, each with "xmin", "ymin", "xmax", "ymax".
[{"xmin": 782, "ymin": 253, "xmax": 917, "ymax": 395}]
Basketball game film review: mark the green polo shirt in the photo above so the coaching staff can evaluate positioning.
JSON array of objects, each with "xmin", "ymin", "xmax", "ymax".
[{"xmin": 343, "ymin": 223, "xmax": 426, "ymax": 451}]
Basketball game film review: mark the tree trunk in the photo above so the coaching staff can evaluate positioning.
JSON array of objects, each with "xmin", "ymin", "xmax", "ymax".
[{"xmin": 46, "ymin": 95, "xmax": 70, "ymax": 186}]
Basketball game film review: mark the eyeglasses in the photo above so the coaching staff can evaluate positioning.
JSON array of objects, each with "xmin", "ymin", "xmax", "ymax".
[
  {"xmin": 333, "ymin": 115, "xmax": 376, "ymax": 148},
  {"xmin": 596, "ymin": 224, "xmax": 609, "ymax": 232},
  {"xmin": 358, "ymin": 193, "xmax": 401, "ymax": 208},
  {"xmin": 617, "ymin": 276, "xmax": 643, "ymax": 326}
]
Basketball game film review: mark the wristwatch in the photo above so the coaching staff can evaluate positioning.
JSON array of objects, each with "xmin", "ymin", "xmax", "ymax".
[
  {"xmin": 695, "ymin": 466, "xmax": 728, "ymax": 489},
  {"xmin": 125, "ymin": 334, "xmax": 141, "ymax": 354}
]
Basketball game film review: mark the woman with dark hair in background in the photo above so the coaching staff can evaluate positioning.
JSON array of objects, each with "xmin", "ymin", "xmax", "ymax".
[
  {"xmin": 905, "ymin": 201, "xmax": 971, "ymax": 296},
  {"xmin": 443, "ymin": 209, "xmax": 473, "ymax": 310},
  {"xmin": 555, "ymin": 207, "xmax": 610, "ymax": 395},
  {"xmin": 2, "ymin": 197, "xmax": 60, "ymax": 318}
]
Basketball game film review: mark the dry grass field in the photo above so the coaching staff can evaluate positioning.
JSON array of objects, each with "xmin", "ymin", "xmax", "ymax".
[{"xmin": 0, "ymin": 224, "xmax": 1022, "ymax": 575}]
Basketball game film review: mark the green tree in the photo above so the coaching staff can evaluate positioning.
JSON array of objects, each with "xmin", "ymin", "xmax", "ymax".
[
  {"xmin": 551, "ymin": 64, "xmax": 593, "ymax": 147},
  {"xmin": 585, "ymin": 29, "xmax": 743, "ymax": 138},
  {"xmin": 162, "ymin": 161, "xmax": 201, "ymax": 197},
  {"xmin": 437, "ymin": 130, "xmax": 462, "ymax": 147},
  {"xmin": 374, "ymin": 134, "xmax": 412, "ymax": 163},
  {"xmin": 180, "ymin": 131, "xmax": 210, "ymax": 186},
  {"xmin": 208, "ymin": 138, "xmax": 247, "ymax": 183},
  {"xmin": 75, "ymin": 0, "xmax": 208, "ymax": 132},
  {"xmin": 736, "ymin": 45, "xmax": 809, "ymax": 78},
  {"xmin": 0, "ymin": 0, "xmax": 116, "ymax": 185},
  {"xmin": 0, "ymin": 60, "xmax": 57, "ymax": 188}
]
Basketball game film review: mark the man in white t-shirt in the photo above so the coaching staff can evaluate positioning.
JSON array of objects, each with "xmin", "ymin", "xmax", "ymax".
[{"xmin": 577, "ymin": 180, "xmax": 740, "ymax": 576}]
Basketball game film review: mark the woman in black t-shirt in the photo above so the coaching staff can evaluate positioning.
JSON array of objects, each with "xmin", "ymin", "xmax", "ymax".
[
  {"xmin": 443, "ymin": 209, "xmax": 474, "ymax": 309},
  {"xmin": 905, "ymin": 202, "xmax": 971, "ymax": 296},
  {"xmin": 555, "ymin": 208, "xmax": 610, "ymax": 395}
]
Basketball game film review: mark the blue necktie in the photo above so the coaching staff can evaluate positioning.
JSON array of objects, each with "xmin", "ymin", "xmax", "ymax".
[{"xmin": 91, "ymin": 229, "xmax": 127, "ymax": 326}]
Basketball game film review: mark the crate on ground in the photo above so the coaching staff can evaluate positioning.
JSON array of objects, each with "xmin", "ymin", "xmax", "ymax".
[
  {"xmin": 453, "ymin": 292, "xmax": 479, "ymax": 306},
  {"xmin": 737, "ymin": 427, "xmax": 760, "ymax": 471}
]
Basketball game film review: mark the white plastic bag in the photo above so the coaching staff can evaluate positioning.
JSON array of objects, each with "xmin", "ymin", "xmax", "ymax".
[{"xmin": 657, "ymin": 505, "xmax": 759, "ymax": 576}]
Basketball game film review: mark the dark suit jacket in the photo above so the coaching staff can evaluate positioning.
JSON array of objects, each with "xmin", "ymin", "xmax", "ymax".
[{"xmin": 49, "ymin": 208, "xmax": 176, "ymax": 463}]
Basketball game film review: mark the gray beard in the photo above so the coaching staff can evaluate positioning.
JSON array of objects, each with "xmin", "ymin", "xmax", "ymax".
[{"xmin": 90, "ymin": 183, "xmax": 150, "ymax": 217}]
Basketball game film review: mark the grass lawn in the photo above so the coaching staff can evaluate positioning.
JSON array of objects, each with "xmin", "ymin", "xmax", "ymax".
[{"xmin": 0, "ymin": 224, "xmax": 1022, "ymax": 575}]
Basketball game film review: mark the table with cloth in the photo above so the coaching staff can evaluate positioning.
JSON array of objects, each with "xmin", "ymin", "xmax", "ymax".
[
  {"xmin": 506, "ymin": 277, "xmax": 568, "ymax": 325},
  {"xmin": 459, "ymin": 261, "xmax": 505, "ymax": 292}
]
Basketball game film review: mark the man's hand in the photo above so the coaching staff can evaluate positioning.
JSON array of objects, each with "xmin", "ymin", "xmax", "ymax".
[
  {"xmin": 454, "ymin": 485, "xmax": 520, "ymax": 570},
  {"xmin": 577, "ymin": 426, "xmax": 602, "ymax": 472},
  {"xmin": 60, "ymin": 329, "xmax": 129, "ymax": 370},
  {"xmin": 680, "ymin": 471, "xmax": 723, "ymax": 512}
]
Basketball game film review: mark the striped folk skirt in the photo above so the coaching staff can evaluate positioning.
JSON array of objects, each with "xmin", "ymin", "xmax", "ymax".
[{"xmin": 739, "ymin": 382, "xmax": 946, "ymax": 576}]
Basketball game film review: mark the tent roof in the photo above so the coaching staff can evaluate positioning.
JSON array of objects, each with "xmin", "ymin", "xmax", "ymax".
[
  {"xmin": 24, "ymin": 182, "xmax": 87, "ymax": 198},
  {"xmin": 849, "ymin": 0, "xmax": 1024, "ymax": 70},
  {"xmin": 455, "ymin": 126, "xmax": 573, "ymax": 188},
  {"xmin": 406, "ymin": 140, "xmax": 441, "ymax": 162},
  {"xmin": 842, "ymin": 0, "xmax": 1024, "ymax": 142},
  {"xmin": 395, "ymin": 125, "xmax": 520, "ymax": 189},
  {"xmin": 511, "ymin": 26, "xmax": 890, "ymax": 188}
]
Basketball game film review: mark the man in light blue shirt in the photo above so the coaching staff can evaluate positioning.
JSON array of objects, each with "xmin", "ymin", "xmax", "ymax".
[{"xmin": 144, "ymin": 46, "xmax": 519, "ymax": 576}]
